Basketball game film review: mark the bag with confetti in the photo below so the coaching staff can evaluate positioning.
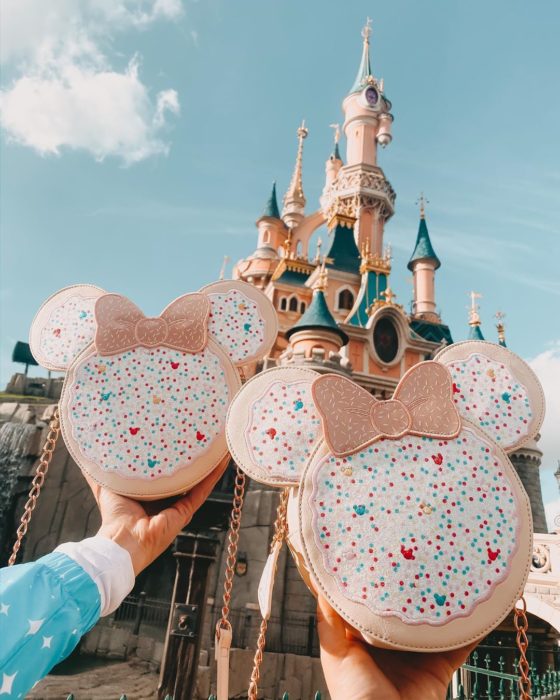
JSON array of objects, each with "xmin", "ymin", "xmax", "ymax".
[
  {"xmin": 29, "ymin": 281, "xmax": 277, "ymax": 499},
  {"xmin": 226, "ymin": 341, "xmax": 544, "ymax": 652}
]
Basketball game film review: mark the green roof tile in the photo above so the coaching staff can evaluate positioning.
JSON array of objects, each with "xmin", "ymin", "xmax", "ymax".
[
  {"xmin": 326, "ymin": 223, "xmax": 361, "ymax": 275},
  {"xmin": 409, "ymin": 320, "xmax": 454, "ymax": 345},
  {"xmin": 286, "ymin": 289, "xmax": 348, "ymax": 345},
  {"xmin": 407, "ymin": 217, "xmax": 441, "ymax": 270},
  {"xmin": 469, "ymin": 324, "xmax": 485, "ymax": 341}
]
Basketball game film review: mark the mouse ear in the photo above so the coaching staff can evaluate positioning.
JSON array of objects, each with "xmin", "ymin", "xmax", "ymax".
[
  {"xmin": 29, "ymin": 285, "xmax": 106, "ymax": 371},
  {"xmin": 226, "ymin": 366, "xmax": 323, "ymax": 486},
  {"xmin": 435, "ymin": 340, "xmax": 545, "ymax": 452},
  {"xmin": 200, "ymin": 280, "xmax": 278, "ymax": 367}
]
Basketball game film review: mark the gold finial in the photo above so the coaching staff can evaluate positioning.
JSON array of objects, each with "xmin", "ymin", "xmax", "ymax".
[
  {"xmin": 314, "ymin": 236, "xmax": 323, "ymax": 262},
  {"xmin": 468, "ymin": 291, "xmax": 482, "ymax": 325},
  {"xmin": 416, "ymin": 192, "xmax": 429, "ymax": 219},
  {"xmin": 314, "ymin": 259, "xmax": 328, "ymax": 292},
  {"xmin": 362, "ymin": 17, "xmax": 372, "ymax": 43},
  {"xmin": 495, "ymin": 311, "xmax": 506, "ymax": 344},
  {"xmin": 329, "ymin": 123, "xmax": 340, "ymax": 144},
  {"xmin": 381, "ymin": 286, "xmax": 396, "ymax": 305},
  {"xmin": 282, "ymin": 228, "xmax": 293, "ymax": 257},
  {"xmin": 219, "ymin": 255, "xmax": 230, "ymax": 280}
]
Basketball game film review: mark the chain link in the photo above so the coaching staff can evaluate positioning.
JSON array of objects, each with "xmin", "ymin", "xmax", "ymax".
[
  {"xmin": 215, "ymin": 464, "xmax": 246, "ymax": 639},
  {"xmin": 8, "ymin": 407, "xmax": 61, "ymax": 566},
  {"xmin": 247, "ymin": 488, "xmax": 289, "ymax": 700},
  {"xmin": 514, "ymin": 596, "xmax": 532, "ymax": 700}
]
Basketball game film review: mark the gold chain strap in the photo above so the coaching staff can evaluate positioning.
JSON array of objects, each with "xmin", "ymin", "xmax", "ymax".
[
  {"xmin": 514, "ymin": 596, "xmax": 532, "ymax": 699},
  {"xmin": 247, "ymin": 488, "xmax": 289, "ymax": 700},
  {"xmin": 215, "ymin": 464, "xmax": 246, "ymax": 639},
  {"xmin": 8, "ymin": 407, "xmax": 60, "ymax": 566}
]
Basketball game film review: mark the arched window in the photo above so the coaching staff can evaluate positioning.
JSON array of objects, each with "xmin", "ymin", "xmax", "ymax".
[
  {"xmin": 279, "ymin": 297, "xmax": 287, "ymax": 311},
  {"xmin": 263, "ymin": 231, "xmax": 270, "ymax": 243},
  {"xmin": 289, "ymin": 297, "xmax": 299, "ymax": 312},
  {"xmin": 337, "ymin": 288, "xmax": 354, "ymax": 311},
  {"xmin": 300, "ymin": 301, "xmax": 306, "ymax": 314}
]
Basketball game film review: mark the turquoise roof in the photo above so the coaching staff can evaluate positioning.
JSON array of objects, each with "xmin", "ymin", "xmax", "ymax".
[
  {"xmin": 347, "ymin": 270, "xmax": 387, "ymax": 327},
  {"xmin": 350, "ymin": 37, "xmax": 372, "ymax": 94},
  {"xmin": 498, "ymin": 337, "xmax": 507, "ymax": 348},
  {"xmin": 407, "ymin": 217, "xmax": 441, "ymax": 270},
  {"xmin": 275, "ymin": 268, "xmax": 309, "ymax": 287},
  {"xmin": 286, "ymin": 289, "xmax": 348, "ymax": 345},
  {"xmin": 261, "ymin": 182, "xmax": 280, "ymax": 219},
  {"xmin": 331, "ymin": 142, "xmax": 342, "ymax": 161},
  {"xmin": 326, "ymin": 223, "xmax": 361, "ymax": 274},
  {"xmin": 469, "ymin": 324, "xmax": 485, "ymax": 341},
  {"xmin": 410, "ymin": 320, "xmax": 454, "ymax": 345}
]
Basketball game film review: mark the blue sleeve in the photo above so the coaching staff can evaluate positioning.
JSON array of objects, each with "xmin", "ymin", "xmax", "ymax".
[{"xmin": 0, "ymin": 552, "xmax": 101, "ymax": 698}]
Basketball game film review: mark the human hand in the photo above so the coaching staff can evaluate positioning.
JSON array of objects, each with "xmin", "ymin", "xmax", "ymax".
[
  {"xmin": 316, "ymin": 595, "xmax": 477, "ymax": 700},
  {"xmin": 84, "ymin": 455, "xmax": 230, "ymax": 575}
]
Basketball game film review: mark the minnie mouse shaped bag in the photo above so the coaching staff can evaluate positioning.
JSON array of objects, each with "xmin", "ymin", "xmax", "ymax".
[
  {"xmin": 29, "ymin": 281, "xmax": 277, "ymax": 500},
  {"xmin": 226, "ymin": 341, "xmax": 544, "ymax": 651}
]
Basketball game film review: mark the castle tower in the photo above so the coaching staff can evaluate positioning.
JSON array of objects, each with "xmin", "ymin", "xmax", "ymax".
[
  {"xmin": 232, "ymin": 183, "xmax": 287, "ymax": 288},
  {"xmin": 283, "ymin": 264, "xmax": 350, "ymax": 372},
  {"xmin": 408, "ymin": 195, "xmax": 441, "ymax": 322},
  {"xmin": 323, "ymin": 19, "xmax": 395, "ymax": 255},
  {"xmin": 468, "ymin": 291, "xmax": 485, "ymax": 340},
  {"xmin": 282, "ymin": 121, "xmax": 309, "ymax": 230}
]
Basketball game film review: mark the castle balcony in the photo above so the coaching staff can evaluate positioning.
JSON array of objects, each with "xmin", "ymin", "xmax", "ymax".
[{"xmin": 323, "ymin": 164, "xmax": 396, "ymax": 221}]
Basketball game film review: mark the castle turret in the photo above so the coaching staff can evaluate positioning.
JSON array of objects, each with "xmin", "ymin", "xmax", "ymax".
[
  {"xmin": 232, "ymin": 183, "xmax": 287, "ymax": 288},
  {"xmin": 408, "ymin": 195, "xmax": 441, "ymax": 322},
  {"xmin": 286, "ymin": 265, "xmax": 348, "ymax": 361},
  {"xmin": 282, "ymin": 121, "xmax": 308, "ymax": 229},
  {"xmin": 323, "ymin": 20, "xmax": 395, "ymax": 257}
]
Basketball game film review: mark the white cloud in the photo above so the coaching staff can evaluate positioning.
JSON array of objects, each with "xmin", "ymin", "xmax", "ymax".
[
  {"xmin": 529, "ymin": 342, "xmax": 560, "ymax": 464},
  {"xmin": 0, "ymin": 0, "xmax": 183, "ymax": 164}
]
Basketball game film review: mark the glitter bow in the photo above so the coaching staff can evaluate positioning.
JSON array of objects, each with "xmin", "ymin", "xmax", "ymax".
[
  {"xmin": 94, "ymin": 293, "xmax": 210, "ymax": 356},
  {"xmin": 311, "ymin": 362, "xmax": 461, "ymax": 457}
]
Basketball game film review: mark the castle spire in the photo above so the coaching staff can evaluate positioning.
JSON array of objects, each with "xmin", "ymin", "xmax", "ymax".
[
  {"xmin": 349, "ymin": 18, "xmax": 373, "ymax": 94},
  {"xmin": 282, "ymin": 121, "xmax": 308, "ymax": 228},
  {"xmin": 468, "ymin": 291, "xmax": 485, "ymax": 340}
]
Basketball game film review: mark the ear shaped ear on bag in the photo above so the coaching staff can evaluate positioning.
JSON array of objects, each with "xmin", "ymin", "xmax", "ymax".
[
  {"xmin": 29, "ymin": 285, "xmax": 106, "ymax": 371},
  {"xmin": 226, "ymin": 366, "xmax": 323, "ymax": 486},
  {"xmin": 200, "ymin": 280, "xmax": 278, "ymax": 366},
  {"xmin": 434, "ymin": 340, "xmax": 545, "ymax": 453}
]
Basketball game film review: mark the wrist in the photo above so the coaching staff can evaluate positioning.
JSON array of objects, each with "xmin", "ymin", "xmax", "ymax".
[{"xmin": 97, "ymin": 523, "xmax": 145, "ymax": 575}]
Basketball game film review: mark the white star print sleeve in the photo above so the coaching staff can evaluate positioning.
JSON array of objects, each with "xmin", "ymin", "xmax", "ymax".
[{"xmin": 0, "ymin": 537, "xmax": 133, "ymax": 698}]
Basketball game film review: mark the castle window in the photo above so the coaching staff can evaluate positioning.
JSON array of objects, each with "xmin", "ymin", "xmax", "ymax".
[
  {"xmin": 279, "ymin": 297, "xmax": 287, "ymax": 311},
  {"xmin": 263, "ymin": 231, "xmax": 270, "ymax": 243},
  {"xmin": 337, "ymin": 288, "xmax": 355, "ymax": 311},
  {"xmin": 300, "ymin": 301, "xmax": 306, "ymax": 314},
  {"xmin": 289, "ymin": 297, "xmax": 299, "ymax": 312}
]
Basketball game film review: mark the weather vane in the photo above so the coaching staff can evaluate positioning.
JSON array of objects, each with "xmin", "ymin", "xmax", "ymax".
[
  {"xmin": 362, "ymin": 17, "xmax": 372, "ymax": 42},
  {"xmin": 329, "ymin": 123, "xmax": 340, "ymax": 144}
]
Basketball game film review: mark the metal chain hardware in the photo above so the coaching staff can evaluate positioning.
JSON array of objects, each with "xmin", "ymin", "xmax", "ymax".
[
  {"xmin": 215, "ymin": 464, "xmax": 246, "ymax": 640},
  {"xmin": 8, "ymin": 407, "xmax": 61, "ymax": 566},
  {"xmin": 247, "ymin": 488, "xmax": 289, "ymax": 700},
  {"xmin": 514, "ymin": 596, "xmax": 532, "ymax": 699}
]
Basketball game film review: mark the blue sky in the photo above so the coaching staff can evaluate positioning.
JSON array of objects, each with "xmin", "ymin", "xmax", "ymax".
[{"xmin": 1, "ymin": 1, "xmax": 559, "ymax": 518}]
